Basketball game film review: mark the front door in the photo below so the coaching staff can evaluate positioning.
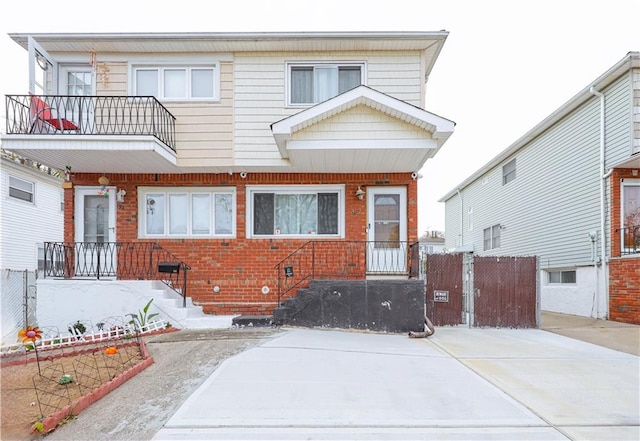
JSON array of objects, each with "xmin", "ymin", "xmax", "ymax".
[
  {"xmin": 74, "ymin": 187, "xmax": 116, "ymax": 277},
  {"xmin": 367, "ymin": 187, "xmax": 407, "ymax": 274},
  {"xmin": 59, "ymin": 65, "xmax": 94, "ymax": 132}
]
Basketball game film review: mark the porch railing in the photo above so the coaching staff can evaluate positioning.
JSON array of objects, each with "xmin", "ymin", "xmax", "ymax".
[
  {"xmin": 43, "ymin": 242, "xmax": 190, "ymax": 307},
  {"xmin": 617, "ymin": 225, "xmax": 640, "ymax": 256},
  {"xmin": 274, "ymin": 240, "xmax": 421, "ymax": 305},
  {"xmin": 5, "ymin": 95, "xmax": 176, "ymax": 151}
]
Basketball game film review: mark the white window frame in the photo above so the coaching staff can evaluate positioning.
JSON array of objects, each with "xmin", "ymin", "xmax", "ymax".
[
  {"xmin": 138, "ymin": 186, "xmax": 235, "ymax": 238},
  {"xmin": 285, "ymin": 61, "xmax": 366, "ymax": 107},
  {"xmin": 483, "ymin": 224, "xmax": 501, "ymax": 250},
  {"xmin": 621, "ymin": 178, "xmax": 640, "ymax": 252},
  {"xmin": 131, "ymin": 63, "xmax": 220, "ymax": 101},
  {"xmin": 8, "ymin": 175, "xmax": 35, "ymax": 204},
  {"xmin": 468, "ymin": 207, "xmax": 474, "ymax": 231},
  {"xmin": 547, "ymin": 269, "xmax": 577, "ymax": 285},
  {"xmin": 246, "ymin": 185, "xmax": 345, "ymax": 238},
  {"xmin": 502, "ymin": 158, "xmax": 516, "ymax": 185}
]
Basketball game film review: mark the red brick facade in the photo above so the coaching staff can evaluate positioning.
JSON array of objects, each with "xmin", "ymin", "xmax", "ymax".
[
  {"xmin": 65, "ymin": 172, "xmax": 418, "ymax": 316},
  {"xmin": 608, "ymin": 169, "xmax": 640, "ymax": 324}
]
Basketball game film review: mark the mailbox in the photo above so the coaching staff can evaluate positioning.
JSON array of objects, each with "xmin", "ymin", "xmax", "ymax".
[{"xmin": 158, "ymin": 262, "xmax": 180, "ymax": 274}]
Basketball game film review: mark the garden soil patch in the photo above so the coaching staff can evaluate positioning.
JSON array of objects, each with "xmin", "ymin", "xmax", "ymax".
[{"xmin": 1, "ymin": 343, "xmax": 144, "ymax": 441}]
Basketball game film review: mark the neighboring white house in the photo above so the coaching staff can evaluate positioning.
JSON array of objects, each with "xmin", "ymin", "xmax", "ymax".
[
  {"xmin": 439, "ymin": 52, "xmax": 640, "ymax": 325},
  {"xmin": 1, "ymin": 156, "xmax": 64, "ymax": 272},
  {"xmin": 1, "ymin": 156, "xmax": 64, "ymax": 342},
  {"xmin": 419, "ymin": 230, "xmax": 446, "ymax": 254}
]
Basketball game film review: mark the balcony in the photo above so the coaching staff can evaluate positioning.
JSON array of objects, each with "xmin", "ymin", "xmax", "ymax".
[{"xmin": 3, "ymin": 95, "xmax": 178, "ymax": 173}]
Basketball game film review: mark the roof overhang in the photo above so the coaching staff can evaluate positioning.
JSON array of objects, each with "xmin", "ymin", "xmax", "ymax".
[
  {"xmin": 439, "ymin": 51, "xmax": 640, "ymax": 202},
  {"xmin": 271, "ymin": 86, "xmax": 455, "ymax": 173},
  {"xmin": 1, "ymin": 135, "xmax": 179, "ymax": 173},
  {"xmin": 9, "ymin": 32, "xmax": 447, "ymax": 76}
]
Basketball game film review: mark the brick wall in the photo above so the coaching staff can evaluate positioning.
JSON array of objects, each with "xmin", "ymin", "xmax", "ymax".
[
  {"xmin": 608, "ymin": 258, "xmax": 640, "ymax": 324},
  {"xmin": 608, "ymin": 169, "xmax": 640, "ymax": 324},
  {"xmin": 65, "ymin": 172, "xmax": 418, "ymax": 315}
]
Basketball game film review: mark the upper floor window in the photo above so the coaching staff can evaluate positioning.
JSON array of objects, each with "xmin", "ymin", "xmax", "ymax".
[
  {"xmin": 9, "ymin": 175, "xmax": 34, "ymax": 203},
  {"xmin": 247, "ymin": 185, "xmax": 344, "ymax": 238},
  {"xmin": 138, "ymin": 187, "xmax": 235, "ymax": 238},
  {"xmin": 483, "ymin": 224, "xmax": 501, "ymax": 250},
  {"xmin": 288, "ymin": 63, "xmax": 364, "ymax": 105},
  {"xmin": 502, "ymin": 158, "xmax": 516, "ymax": 185},
  {"xmin": 133, "ymin": 65, "xmax": 218, "ymax": 101},
  {"xmin": 468, "ymin": 207, "xmax": 474, "ymax": 231}
]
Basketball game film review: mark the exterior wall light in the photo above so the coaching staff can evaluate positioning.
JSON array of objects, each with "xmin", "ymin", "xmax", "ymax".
[{"xmin": 355, "ymin": 186, "xmax": 365, "ymax": 200}]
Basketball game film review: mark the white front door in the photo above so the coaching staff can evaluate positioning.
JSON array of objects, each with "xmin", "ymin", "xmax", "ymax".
[
  {"xmin": 367, "ymin": 187, "xmax": 407, "ymax": 274},
  {"xmin": 59, "ymin": 65, "xmax": 94, "ymax": 132},
  {"xmin": 74, "ymin": 187, "xmax": 116, "ymax": 277}
]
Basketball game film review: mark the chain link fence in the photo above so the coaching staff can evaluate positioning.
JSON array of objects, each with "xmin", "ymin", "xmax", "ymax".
[{"xmin": 1, "ymin": 269, "xmax": 37, "ymax": 345}]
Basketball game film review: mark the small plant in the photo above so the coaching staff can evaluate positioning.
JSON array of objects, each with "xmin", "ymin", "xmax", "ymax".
[
  {"xmin": 128, "ymin": 298, "xmax": 159, "ymax": 331},
  {"xmin": 32, "ymin": 421, "xmax": 44, "ymax": 433},
  {"xmin": 165, "ymin": 322, "xmax": 172, "ymax": 329},
  {"xmin": 68, "ymin": 321, "xmax": 87, "ymax": 335},
  {"xmin": 58, "ymin": 374, "xmax": 73, "ymax": 385}
]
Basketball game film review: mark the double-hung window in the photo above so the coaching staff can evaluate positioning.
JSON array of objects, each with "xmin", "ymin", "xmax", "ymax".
[
  {"xmin": 288, "ymin": 63, "xmax": 364, "ymax": 105},
  {"xmin": 9, "ymin": 175, "xmax": 34, "ymax": 203},
  {"xmin": 139, "ymin": 187, "xmax": 235, "ymax": 238},
  {"xmin": 502, "ymin": 158, "xmax": 516, "ymax": 185},
  {"xmin": 133, "ymin": 64, "xmax": 218, "ymax": 100},
  {"xmin": 483, "ymin": 224, "xmax": 501, "ymax": 250},
  {"xmin": 247, "ymin": 185, "xmax": 344, "ymax": 237}
]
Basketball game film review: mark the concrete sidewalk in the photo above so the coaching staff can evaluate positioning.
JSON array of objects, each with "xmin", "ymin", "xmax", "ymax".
[{"xmin": 152, "ymin": 325, "xmax": 639, "ymax": 440}]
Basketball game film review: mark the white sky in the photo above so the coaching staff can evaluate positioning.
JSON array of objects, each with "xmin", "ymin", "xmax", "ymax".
[{"xmin": 1, "ymin": 0, "xmax": 639, "ymax": 234}]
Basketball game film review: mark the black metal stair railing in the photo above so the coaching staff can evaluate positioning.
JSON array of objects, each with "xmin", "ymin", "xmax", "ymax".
[
  {"xmin": 274, "ymin": 240, "xmax": 421, "ymax": 306},
  {"xmin": 43, "ymin": 242, "xmax": 190, "ymax": 307},
  {"xmin": 5, "ymin": 95, "xmax": 176, "ymax": 151}
]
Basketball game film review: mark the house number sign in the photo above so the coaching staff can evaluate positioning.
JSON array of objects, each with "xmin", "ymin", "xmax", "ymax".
[{"xmin": 434, "ymin": 290, "xmax": 449, "ymax": 302}]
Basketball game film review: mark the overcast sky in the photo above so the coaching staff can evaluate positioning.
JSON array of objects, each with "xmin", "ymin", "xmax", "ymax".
[{"xmin": 1, "ymin": 0, "xmax": 639, "ymax": 233}]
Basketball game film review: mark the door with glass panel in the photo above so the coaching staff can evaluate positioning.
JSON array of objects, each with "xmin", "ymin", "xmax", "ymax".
[
  {"xmin": 59, "ymin": 65, "xmax": 94, "ymax": 132},
  {"xmin": 367, "ymin": 187, "xmax": 407, "ymax": 274},
  {"xmin": 74, "ymin": 187, "xmax": 116, "ymax": 277}
]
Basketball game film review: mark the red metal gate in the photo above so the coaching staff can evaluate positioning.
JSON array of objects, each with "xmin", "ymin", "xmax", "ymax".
[{"xmin": 426, "ymin": 253, "xmax": 464, "ymax": 326}]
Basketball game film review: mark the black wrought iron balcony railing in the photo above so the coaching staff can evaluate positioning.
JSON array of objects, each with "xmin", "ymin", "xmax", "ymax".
[
  {"xmin": 5, "ymin": 95, "xmax": 176, "ymax": 151},
  {"xmin": 274, "ymin": 240, "xmax": 421, "ymax": 305},
  {"xmin": 617, "ymin": 225, "xmax": 640, "ymax": 256},
  {"xmin": 43, "ymin": 242, "xmax": 190, "ymax": 307}
]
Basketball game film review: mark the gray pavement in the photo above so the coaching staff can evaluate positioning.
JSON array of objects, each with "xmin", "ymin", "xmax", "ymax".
[{"xmin": 152, "ymin": 325, "xmax": 640, "ymax": 441}]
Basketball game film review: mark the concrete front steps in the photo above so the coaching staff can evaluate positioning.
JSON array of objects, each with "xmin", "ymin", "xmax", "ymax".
[{"xmin": 147, "ymin": 282, "xmax": 236, "ymax": 329}]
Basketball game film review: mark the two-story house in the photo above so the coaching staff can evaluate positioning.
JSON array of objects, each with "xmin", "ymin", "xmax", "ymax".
[
  {"xmin": 1, "ymin": 31, "xmax": 455, "ymax": 323},
  {"xmin": 440, "ymin": 52, "xmax": 639, "ymax": 325}
]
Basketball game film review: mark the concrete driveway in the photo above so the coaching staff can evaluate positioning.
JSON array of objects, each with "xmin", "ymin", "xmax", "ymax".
[{"xmin": 152, "ymin": 326, "xmax": 639, "ymax": 441}]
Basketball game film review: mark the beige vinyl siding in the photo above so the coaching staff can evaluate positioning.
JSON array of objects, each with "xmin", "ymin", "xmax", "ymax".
[
  {"xmin": 96, "ymin": 61, "xmax": 126, "ymax": 95},
  {"xmin": 94, "ymin": 60, "xmax": 234, "ymax": 166},
  {"xmin": 291, "ymin": 105, "xmax": 430, "ymax": 141},
  {"xmin": 168, "ymin": 61, "xmax": 234, "ymax": 166},
  {"xmin": 233, "ymin": 51, "xmax": 423, "ymax": 165}
]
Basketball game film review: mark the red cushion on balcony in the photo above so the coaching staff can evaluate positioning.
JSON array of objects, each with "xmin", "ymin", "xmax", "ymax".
[{"xmin": 44, "ymin": 118, "xmax": 78, "ymax": 131}]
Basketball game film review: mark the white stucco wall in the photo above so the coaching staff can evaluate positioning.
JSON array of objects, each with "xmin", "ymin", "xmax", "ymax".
[
  {"xmin": 540, "ymin": 266, "xmax": 607, "ymax": 318},
  {"xmin": 35, "ymin": 279, "xmax": 182, "ymax": 333}
]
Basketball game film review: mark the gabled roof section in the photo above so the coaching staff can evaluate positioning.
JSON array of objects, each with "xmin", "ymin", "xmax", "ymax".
[{"xmin": 271, "ymin": 85, "xmax": 455, "ymax": 159}]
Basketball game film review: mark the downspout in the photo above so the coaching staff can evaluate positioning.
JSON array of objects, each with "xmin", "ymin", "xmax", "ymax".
[
  {"xmin": 457, "ymin": 189, "xmax": 463, "ymax": 247},
  {"xmin": 589, "ymin": 86, "xmax": 609, "ymax": 319}
]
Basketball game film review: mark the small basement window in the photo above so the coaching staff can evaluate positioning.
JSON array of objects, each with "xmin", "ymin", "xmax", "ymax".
[{"xmin": 547, "ymin": 270, "xmax": 576, "ymax": 284}]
